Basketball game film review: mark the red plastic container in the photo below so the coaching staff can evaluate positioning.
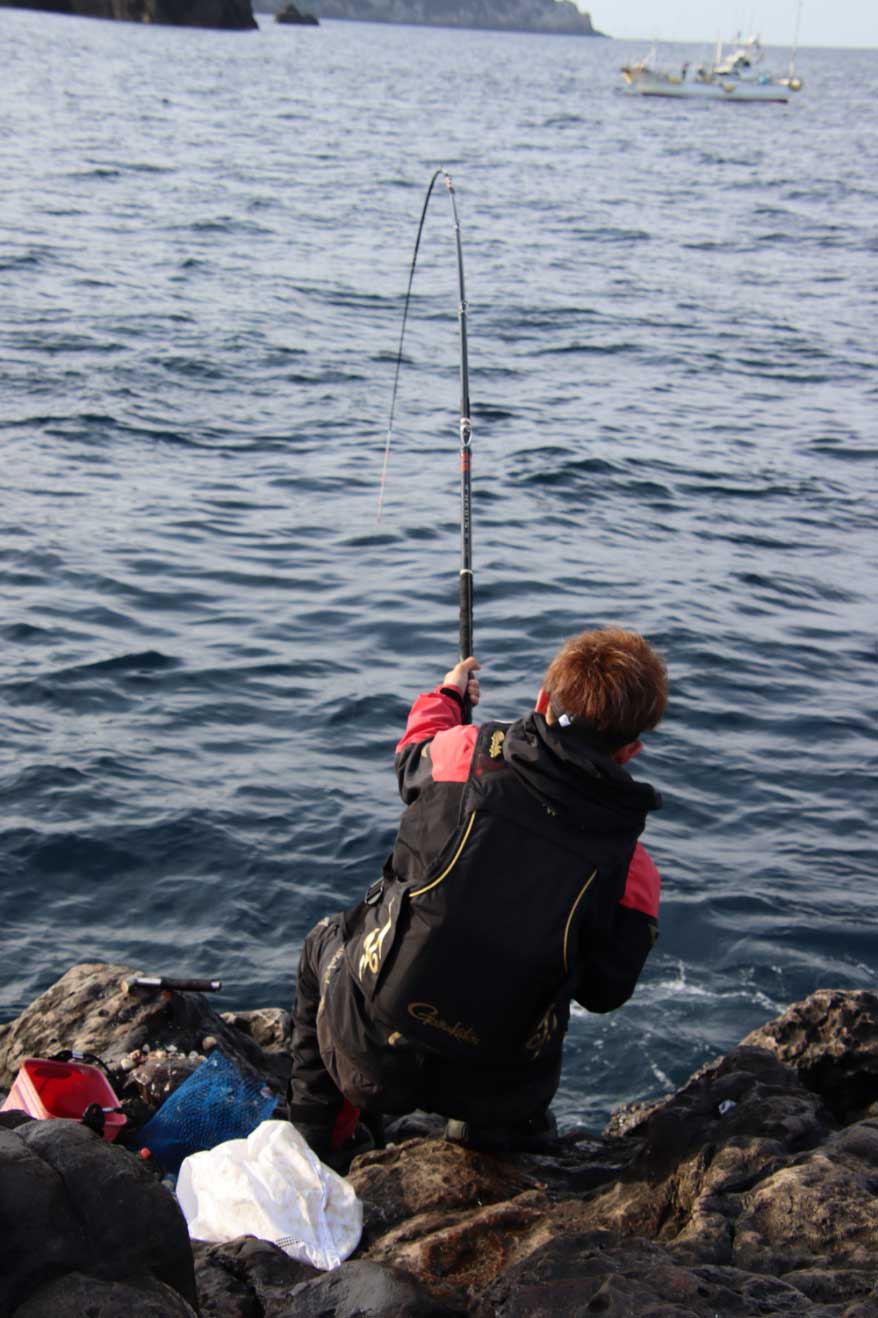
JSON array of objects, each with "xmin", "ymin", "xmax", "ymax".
[{"xmin": 1, "ymin": 1058, "xmax": 126, "ymax": 1142}]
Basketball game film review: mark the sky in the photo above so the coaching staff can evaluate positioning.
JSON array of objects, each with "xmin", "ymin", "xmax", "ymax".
[{"xmin": 585, "ymin": 1, "xmax": 876, "ymax": 49}]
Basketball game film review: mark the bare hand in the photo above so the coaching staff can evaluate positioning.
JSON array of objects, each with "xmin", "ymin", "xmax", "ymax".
[{"xmin": 443, "ymin": 657, "xmax": 481, "ymax": 707}]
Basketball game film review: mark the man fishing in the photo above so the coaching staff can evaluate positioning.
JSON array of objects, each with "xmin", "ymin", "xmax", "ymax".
[{"xmin": 287, "ymin": 625, "xmax": 668, "ymax": 1170}]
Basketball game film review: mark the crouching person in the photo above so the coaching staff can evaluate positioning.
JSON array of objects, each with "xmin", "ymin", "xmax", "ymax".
[{"xmin": 288, "ymin": 626, "xmax": 668, "ymax": 1170}]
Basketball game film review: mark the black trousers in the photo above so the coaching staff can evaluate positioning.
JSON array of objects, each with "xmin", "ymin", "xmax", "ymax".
[
  {"xmin": 289, "ymin": 912, "xmax": 564, "ymax": 1131},
  {"xmin": 288, "ymin": 914, "xmax": 349, "ymax": 1127}
]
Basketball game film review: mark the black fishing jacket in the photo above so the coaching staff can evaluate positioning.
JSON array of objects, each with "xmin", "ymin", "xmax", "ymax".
[{"xmin": 343, "ymin": 687, "xmax": 662, "ymax": 1068}]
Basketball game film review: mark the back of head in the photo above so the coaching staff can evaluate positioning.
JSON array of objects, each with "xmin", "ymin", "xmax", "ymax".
[{"xmin": 543, "ymin": 627, "xmax": 668, "ymax": 749}]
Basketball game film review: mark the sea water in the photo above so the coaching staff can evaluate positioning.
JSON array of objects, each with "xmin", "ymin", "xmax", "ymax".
[{"xmin": 1, "ymin": 10, "xmax": 876, "ymax": 1127}]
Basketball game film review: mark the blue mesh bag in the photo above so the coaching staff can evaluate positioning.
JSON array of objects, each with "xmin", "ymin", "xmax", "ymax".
[{"xmin": 139, "ymin": 1050, "xmax": 278, "ymax": 1175}]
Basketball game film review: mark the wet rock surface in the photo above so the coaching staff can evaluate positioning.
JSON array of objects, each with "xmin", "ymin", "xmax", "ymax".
[
  {"xmin": 742, "ymin": 989, "xmax": 878, "ymax": 1124},
  {"xmin": 288, "ymin": 1259, "xmax": 467, "ymax": 1316},
  {"xmin": 191, "ymin": 1236, "xmax": 319, "ymax": 1316},
  {"xmin": 0, "ymin": 1120, "xmax": 197, "ymax": 1316},
  {"xmin": 3, "ymin": 969, "xmax": 878, "ymax": 1315}
]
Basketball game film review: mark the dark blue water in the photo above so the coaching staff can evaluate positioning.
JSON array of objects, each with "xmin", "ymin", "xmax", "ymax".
[{"xmin": 2, "ymin": 10, "xmax": 876, "ymax": 1127}]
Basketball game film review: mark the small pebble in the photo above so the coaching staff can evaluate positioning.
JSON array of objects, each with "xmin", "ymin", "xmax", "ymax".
[{"xmin": 202, "ymin": 1036, "xmax": 217, "ymax": 1051}]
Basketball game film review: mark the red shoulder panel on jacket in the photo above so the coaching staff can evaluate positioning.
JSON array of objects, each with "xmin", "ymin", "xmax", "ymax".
[
  {"xmin": 396, "ymin": 689, "xmax": 463, "ymax": 753},
  {"xmin": 429, "ymin": 724, "xmax": 479, "ymax": 783},
  {"xmin": 619, "ymin": 842, "xmax": 660, "ymax": 919}
]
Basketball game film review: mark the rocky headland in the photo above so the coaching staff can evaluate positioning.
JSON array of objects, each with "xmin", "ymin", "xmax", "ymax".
[
  {"xmin": 256, "ymin": 0, "xmax": 605, "ymax": 37},
  {"xmin": 1, "ymin": 0, "xmax": 601, "ymax": 35},
  {"xmin": 0, "ymin": 0, "xmax": 256, "ymax": 30},
  {"xmin": 2, "ymin": 964, "xmax": 878, "ymax": 1316}
]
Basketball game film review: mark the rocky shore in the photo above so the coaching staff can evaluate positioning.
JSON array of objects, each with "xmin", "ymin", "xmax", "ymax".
[{"xmin": 2, "ymin": 964, "xmax": 878, "ymax": 1316}]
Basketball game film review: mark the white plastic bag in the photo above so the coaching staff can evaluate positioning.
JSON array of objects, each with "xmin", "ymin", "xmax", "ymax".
[{"xmin": 176, "ymin": 1118, "xmax": 363, "ymax": 1270}]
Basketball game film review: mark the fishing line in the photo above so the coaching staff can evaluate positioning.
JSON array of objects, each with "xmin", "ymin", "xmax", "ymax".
[{"xmin": 377, "ymin": 167, "xmax": 474, "ymax": 674}]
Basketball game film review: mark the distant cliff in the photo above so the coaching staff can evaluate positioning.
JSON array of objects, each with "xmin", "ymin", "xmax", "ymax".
[
  {"xmin": 279, "ymin": 0, "xmax": 606, "ymax": 36},
  {"xmin": 0, "ymin": 0, "xmax": 256, "ymax": 28}
]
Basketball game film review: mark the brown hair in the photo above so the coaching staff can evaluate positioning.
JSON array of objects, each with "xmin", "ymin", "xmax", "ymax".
[{"xmin": 543, "ymin": 627, "xmax": 667, "ymax": 744}]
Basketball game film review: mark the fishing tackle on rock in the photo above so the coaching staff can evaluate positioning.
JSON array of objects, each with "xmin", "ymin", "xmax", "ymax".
[{"xmin": 378, "ymin": 168, "xmax": 474, "ymax": 712}]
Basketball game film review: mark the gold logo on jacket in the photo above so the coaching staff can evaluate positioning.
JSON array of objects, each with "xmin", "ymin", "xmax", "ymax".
[
  {"xmin": 408, "ymin": 1002, "xmax": 480, "ymax": 1046},
  {"xmin": 525, "ymin": 1005, "xmax": 558, "ymax": 1058},
  {"xmin": 357, "ymin": 904, "xmax": 394, "ymax": 980},
  {"xmin": 489, "ymin": 729, "xmax": 505, "ymax": 759}
]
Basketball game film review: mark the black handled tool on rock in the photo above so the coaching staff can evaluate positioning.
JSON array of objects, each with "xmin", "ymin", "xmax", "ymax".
[{"xmin": 121, "ymin": 975, "xmax": 222, "ymax": 994}]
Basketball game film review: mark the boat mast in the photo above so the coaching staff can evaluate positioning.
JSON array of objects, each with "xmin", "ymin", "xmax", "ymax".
[{"xmin": 789, "ymin": 0, "xmax": 803, "ymax": 79}]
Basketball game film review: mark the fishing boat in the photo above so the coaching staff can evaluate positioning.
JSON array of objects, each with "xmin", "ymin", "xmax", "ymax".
[{"xmin": 621, "ymin": 36, "xmax": 803, "ymax": 103}]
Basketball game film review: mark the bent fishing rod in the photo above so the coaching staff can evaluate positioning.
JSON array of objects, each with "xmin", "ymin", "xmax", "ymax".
[{"xmin": 379, "ymin": 168, "xmax": 474, "ymax": 715}]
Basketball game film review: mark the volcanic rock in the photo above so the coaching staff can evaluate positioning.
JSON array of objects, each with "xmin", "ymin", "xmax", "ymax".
[
  {"xmin": 0, "ymin": 1120, "xmax": 197, "ymax": 1316},
  {"xmin": 191, "ymin": 1235, "xmax": 320, "ymax": 1315},
  {"xmin": 4, "ymin": 969, "xmax": 878, "ymax": 1316},
  {"xmin": 742, "ymin": 988, "xmax": 878, "ymax": 1123}
]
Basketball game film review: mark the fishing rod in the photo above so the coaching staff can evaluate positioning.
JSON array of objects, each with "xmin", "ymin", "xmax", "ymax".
[{"xmin": 378, "ymin": 168, "xmax": 474, "ymax": 717}]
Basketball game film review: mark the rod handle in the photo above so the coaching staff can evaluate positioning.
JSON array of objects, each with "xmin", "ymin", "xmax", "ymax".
[{"xmin": 458, "ymin": 571, "xmax": 474, "ymax": 725}]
